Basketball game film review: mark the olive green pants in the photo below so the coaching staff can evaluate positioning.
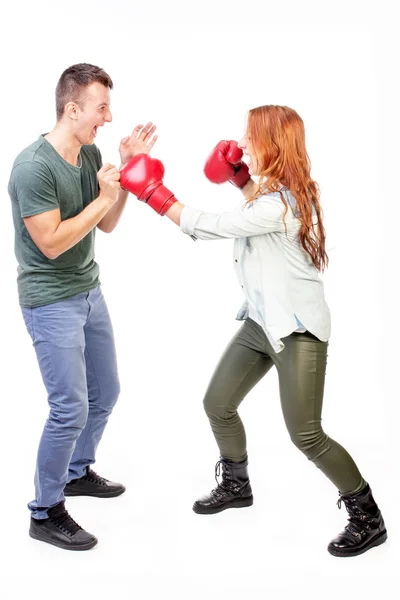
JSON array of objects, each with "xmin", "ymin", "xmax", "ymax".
[{"xmin": 203, "ymin": 318, "xmax": 366, "ymax": 495}]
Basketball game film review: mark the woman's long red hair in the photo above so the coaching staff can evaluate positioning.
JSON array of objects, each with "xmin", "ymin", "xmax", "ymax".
[{"xmin": 247, "ymin": 105, "xmax": 328, "ymax": 271}]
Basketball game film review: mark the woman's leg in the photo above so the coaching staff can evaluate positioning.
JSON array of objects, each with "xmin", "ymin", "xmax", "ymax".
[
  {"xmin": 193, "ymin": 319, "xmax": 273, "ymax": 514},
  {"xmin": 273, "ymin": 331, "xmax": 365, "ymax": 494},
  {"xmin": 271, "ymin": 330, "xmax": 386, "ymax": 556},
  {"xmin": 203, "ymin": 319, "xmax": 273, "ymax": 462}
]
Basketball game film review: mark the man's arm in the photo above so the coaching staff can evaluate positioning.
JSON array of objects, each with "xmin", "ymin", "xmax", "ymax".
[
  {"xmin": 24, "ymin": 164, "xmax": 120, "ymax": 259},
  {"xmin": 97, "ymin": 123, "xmax": 158, "ymax": 233},
  {"xmin": 96, "ymin": 183, "xmax": 129, "ymax": 233}
]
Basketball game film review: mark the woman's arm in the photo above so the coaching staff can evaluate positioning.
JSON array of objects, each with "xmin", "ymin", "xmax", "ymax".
[{"xmin": 120, "ymin": 154, "xmax": 288, "ymax": 240}]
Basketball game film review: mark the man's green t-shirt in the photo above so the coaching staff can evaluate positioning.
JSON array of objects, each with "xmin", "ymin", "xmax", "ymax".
[{"xmin": 8, "ymin": 135, "xmax": 103, "ymax": 307}]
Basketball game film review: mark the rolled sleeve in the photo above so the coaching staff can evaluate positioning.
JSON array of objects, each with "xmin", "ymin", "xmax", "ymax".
[
  {"xmin": 179, "ymin": 196, "xmax": 289, "ymax": 241},
  {"xmin": 180, "ymin": 205, "xmax": 204, "ymax": 239}
]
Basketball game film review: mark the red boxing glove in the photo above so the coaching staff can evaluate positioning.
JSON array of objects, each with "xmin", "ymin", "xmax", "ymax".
[
  {"xmin": 120, "ymin": 154, "xmax": 177, "ymax": 216},
  {"xmin": 204, "ymin": 140, "xmax": 250, "ymax": 188}
]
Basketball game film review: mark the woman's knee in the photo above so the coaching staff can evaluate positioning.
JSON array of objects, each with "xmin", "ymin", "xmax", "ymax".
[
  {"xmin": 288, "ymin": 426, "xmax": 331, "ymax": 461},
  {"xmin": 203, "ymin": 393, "xmax": 233, "ymax": 421}
]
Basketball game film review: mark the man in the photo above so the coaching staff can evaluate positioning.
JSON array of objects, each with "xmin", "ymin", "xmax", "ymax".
[{"xmin": 8, "ymin": 63, "xmax": 157, "ymax": 551}]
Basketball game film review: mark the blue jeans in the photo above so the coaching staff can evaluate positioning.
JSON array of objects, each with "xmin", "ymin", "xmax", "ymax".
[{"xmin": 21, "ymin": 286, "xmax": 120, "ymax": 519}]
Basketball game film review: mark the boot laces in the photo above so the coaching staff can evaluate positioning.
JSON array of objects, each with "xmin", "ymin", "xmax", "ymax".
[
  {"xmin": 337, "ymin": 494, "xmax": 374, "ymax": 537},
  {"xmin": 214, "ymin": 460, "xmax": 222, "ymax": 485},
  {"xmin": 212, "ymin": 459, "xmax": 240, "ymax": 496}
]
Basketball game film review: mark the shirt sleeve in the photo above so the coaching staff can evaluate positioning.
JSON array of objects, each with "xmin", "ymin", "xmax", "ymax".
[
  {"xmin": 94, "ymin": 145, "xmax": 103, "ymax": 169},
  {"xmin": 11, "ymin": 161, "xmax": 59, "ymax": 218},
  {"xmin": 179, "ymin": 195, "xmax": 293, "ymax": 240}
]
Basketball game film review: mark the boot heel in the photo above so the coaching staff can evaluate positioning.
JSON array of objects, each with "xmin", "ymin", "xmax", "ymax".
[
  {"xmin": 372, "ymin": 529, "xmax": 388, "ymax": 548},
  {"xmin": 233, "ymin": 495, "xmax": 254, "ymax": 508}
]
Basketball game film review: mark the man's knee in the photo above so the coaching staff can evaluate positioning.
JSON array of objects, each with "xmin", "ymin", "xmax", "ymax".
[
  {"xmin": 49, "ymin": 398, "xmax": 89, "ymax": 432},
  {"xmin": 107, "ymin": 375, "xmax": 121, "ymax": 409}
]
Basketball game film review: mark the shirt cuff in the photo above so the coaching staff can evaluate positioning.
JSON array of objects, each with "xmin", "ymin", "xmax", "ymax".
[{"xmin": 180, "ymin": 205, "xmax": 203, "ymax": 240}]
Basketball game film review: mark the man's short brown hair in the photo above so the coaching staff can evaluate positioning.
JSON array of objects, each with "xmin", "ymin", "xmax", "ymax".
[{"xmin": 55, "ymin": 63, "xmax": 113, "ymax": 120}]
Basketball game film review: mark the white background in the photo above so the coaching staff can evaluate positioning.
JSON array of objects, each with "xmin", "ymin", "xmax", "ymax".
[{"xmin": 0, "ymin": 1, "xmax": 398, "ymax": 598}]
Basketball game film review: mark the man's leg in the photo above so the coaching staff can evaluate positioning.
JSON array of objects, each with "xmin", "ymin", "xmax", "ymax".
[
  {"xmin": 66, "ymin": 286, "xmax": 124, "ymax": 497},
  {"xmin": 21, "ymin": 295, "xmax": 98, "ymax": 550},
  {"xmin": 22, "ymin": 295, "xmax": 90, "ymax": 517}
]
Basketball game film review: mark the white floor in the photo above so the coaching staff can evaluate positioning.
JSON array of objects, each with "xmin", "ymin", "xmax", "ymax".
[
  {"xmin": 3, "ymin": 416, "xmax": 398, "ymax": 600},
  {"xmin": 3, "ymin": 273, "xmax": 399, "ymax": 600}
]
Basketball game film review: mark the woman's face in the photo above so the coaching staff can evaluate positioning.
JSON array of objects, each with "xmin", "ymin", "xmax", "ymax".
[{"xmin": 238, "ymin": 132, "xmax": 259, "ymax": 175}]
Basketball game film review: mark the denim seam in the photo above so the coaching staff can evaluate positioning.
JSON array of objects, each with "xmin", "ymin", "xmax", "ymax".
[
  {"xmin": 34, "ymin": 342, "xmax": 60, "ymax": 508},
  {"xmin": 30, "ymin": 308, "xmax": 36, "ymax": 342},
  {"xmin": 75, "ymin": 344, "xmax": 102, "ymax": 466}
]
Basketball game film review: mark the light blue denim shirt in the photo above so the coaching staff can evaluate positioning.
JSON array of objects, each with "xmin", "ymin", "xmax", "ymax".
[{"xmin": 180, "ymin": 189, "xmax": 331, "ymax": 353}]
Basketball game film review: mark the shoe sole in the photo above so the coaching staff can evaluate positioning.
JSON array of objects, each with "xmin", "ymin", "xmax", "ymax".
[
  {"xmin": 192, "ymin": 495, "xmax": 254, "ymax": 514},
  {"xmin": 29, "ymin": 529, "xmax": 98, "ymax": 551},
  {"xmin": 327, "ymin": 529, "xmax": 388, "ymax": 557},
  {"xmin": 64, "ymin": 487, "xmax": 126, "ymax": 498}
]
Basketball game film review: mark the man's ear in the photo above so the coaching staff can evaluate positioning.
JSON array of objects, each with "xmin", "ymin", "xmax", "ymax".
[{"xmin": 64, "ymin": 101, "xmax": 79, "ymax": 121}]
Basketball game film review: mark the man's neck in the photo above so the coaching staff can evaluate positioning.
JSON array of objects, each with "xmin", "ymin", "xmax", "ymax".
[{"xmin": 44, "ymin": 124, "xmax": 82, "ymax": 167}]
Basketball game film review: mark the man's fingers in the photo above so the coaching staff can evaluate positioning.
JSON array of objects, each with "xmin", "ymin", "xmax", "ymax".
[
  {"xmin": 140, "ymin": 123, "xmax": 156, "ymax": 141},
  {"xmin": 144, "ymin": 126, "xmax": 157, "ymax": 143},
  {"xmin": 105, "ymin": 171, "xmax": 120, "ymax": 181},
  {"xmin": 130, "ymin": 124, "xmax": 144, "ymax": 137},
  {"xmin": 146, "ymin": 135, "xmax": 158, "ymax": 151},
  {"xmin": 106, "ymin": 166, "xmax": 120, "ymax": 175},
  {"xmin": 123, "ymin": 122, "xmax": 158, "ymax": 144},
  {"xmin": 98, "ymin": 164, "xmax": 120, "ymax": 183},
  {"xmin": 99, "ymin": 162, "xmax": 113, "ymax": 172},
  {"xmin": 100, "ymin": 163, "xmax": 118, "ymax": 174}
]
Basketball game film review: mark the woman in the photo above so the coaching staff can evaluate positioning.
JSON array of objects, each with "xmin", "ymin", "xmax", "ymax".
[{"xmin": 120, "ymin": 105, "xmax": 387, "ymax": 557}]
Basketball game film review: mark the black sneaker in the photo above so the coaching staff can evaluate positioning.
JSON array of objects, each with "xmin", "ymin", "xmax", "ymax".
[
  {"xmin": 29, "ymin": 501, "xmax": 98, "ymax": 551},
  {"xmin": 64, "ymin": 467, "xmax": 126, "ymax": 498}
]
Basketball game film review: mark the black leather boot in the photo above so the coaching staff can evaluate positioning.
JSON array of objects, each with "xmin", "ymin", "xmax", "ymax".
[
  {"xmin": 327, "ymin": 483, "xmax": 387, "ymax": 557},
  {"xmin": 29, "ymin": 501, "xmax": 98, "ymax": 551},
  {"xmin": 64, "ymin": 466, "xmax": 126, "ymax": 498},
  {"xmin": 193, "ymin": 458, "xmax": 253, "ymax": 514}
]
